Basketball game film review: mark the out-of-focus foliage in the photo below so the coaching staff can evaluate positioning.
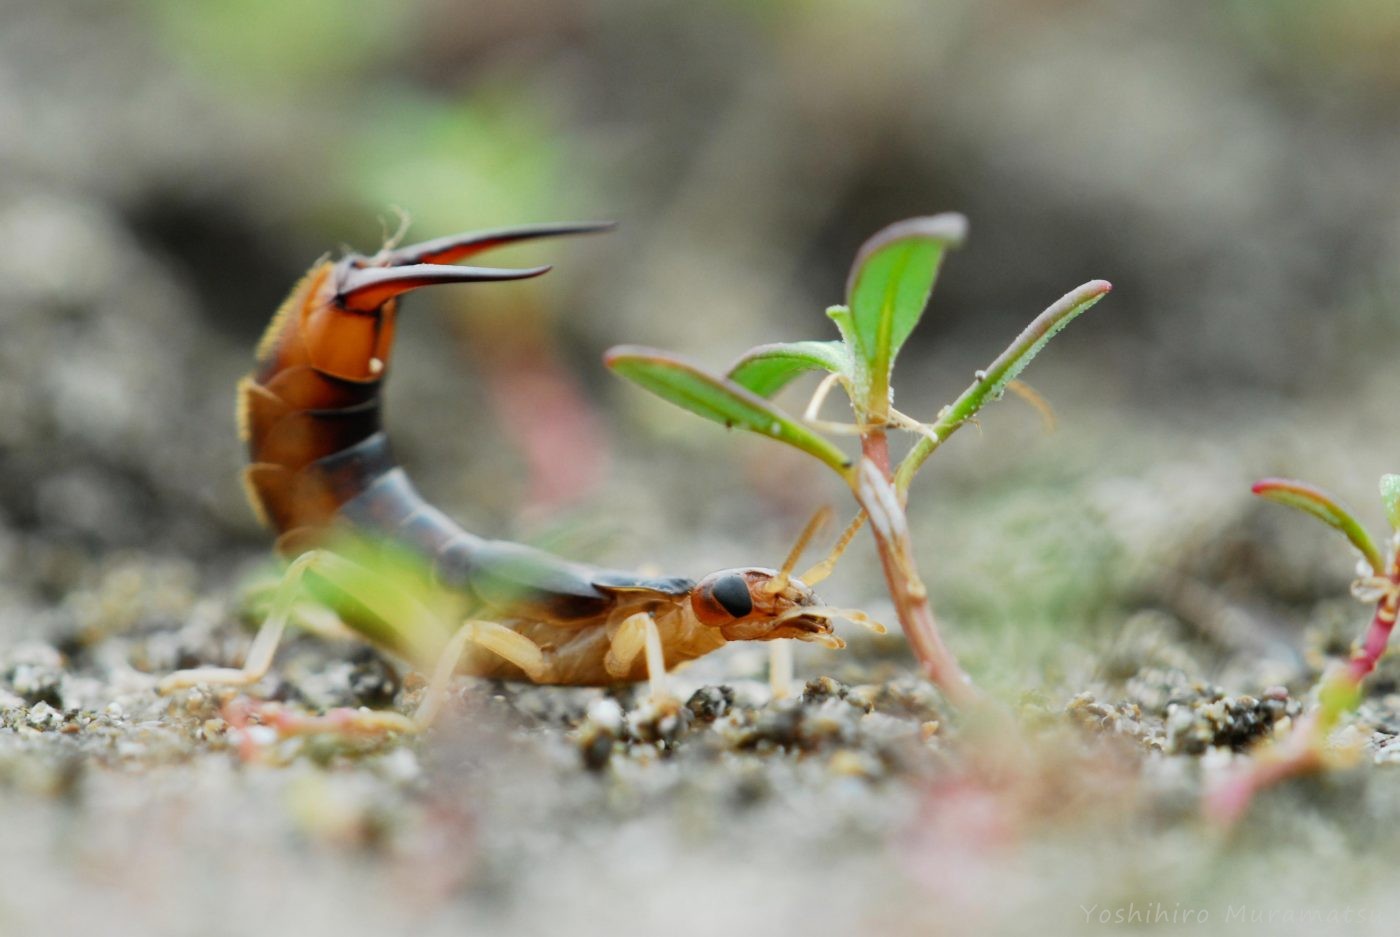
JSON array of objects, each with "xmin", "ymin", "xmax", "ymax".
[{"xmin": 146, "ymin": 0, "xmax": 409, "ymax": 91}]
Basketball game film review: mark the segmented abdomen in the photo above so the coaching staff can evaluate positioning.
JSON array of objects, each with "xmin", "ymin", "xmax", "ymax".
[
  {"xmin": 239, "ymin": 262, "xmax": 395, "ymax": 546},
  {"xmin": 239, "ymin": 261, "xmax": 686, "ymax": 624}
]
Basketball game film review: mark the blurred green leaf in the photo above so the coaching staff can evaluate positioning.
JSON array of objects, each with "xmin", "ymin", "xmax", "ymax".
[
  {"xmin": 1319, "ymin": 673, "xmax": 1363, "ymax": 725},
  {"xmin": 1381, "ymin": 475, "xmax": 1400, "ymax": 532},
  {"xmin": 1253, "ymin": 477, "xmax": 1385, "ymax": 575},
  {"xmin": 845, "ymin": 214, "xmax": 967, "ymax": 417},
  {"xmin": 147, "ymin": 0, "xmax": 404, "ymax": 91},
  {"xmin": 727, "ymin": 340, "xmax": 850, "ymax": 397},
  {"xmin": 301, "ymin": 530, "xmax": 460, "ymax": 671},
  {"xmin": 606, "ymin": 346, "xmax": 852, "ymax": 476},
  {"xmin": 348, "ymin": 92, "xmax": 570, "ymax": 234}
]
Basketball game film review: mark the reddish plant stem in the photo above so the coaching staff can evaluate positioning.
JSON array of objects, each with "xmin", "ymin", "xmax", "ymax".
[
  {"xmin": 1206, "ymin": 542, "xmax": 1400, "ymax": 824},
  {"xmin": 855, "ymin": 430, "xmax": 980, "ymax": 708},
  {"xmin": 1347, "ymin": 548, "xmax": 1400, "ymax": 683},
  {"xmin": 1204, "ymin": 712, "xmax": 1324, "ymax": 826},
  {"xmin": 863, "ymin": 427, "xmax": 893, "ymax": 477}
]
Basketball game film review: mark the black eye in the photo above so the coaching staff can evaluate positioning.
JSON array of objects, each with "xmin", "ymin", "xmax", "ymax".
[{"xmin": 711, "ymin": 574, "xmax": 753, "ymax": 618}]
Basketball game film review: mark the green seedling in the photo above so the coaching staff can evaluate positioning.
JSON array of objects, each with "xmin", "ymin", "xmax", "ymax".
[
  {"xmin": 606, "ymin": 215, "xmax": 1111, "ymax": 708},
  {"xmin": 1207, "ymin": 475, "xmax": 1400, "ymax": 824}
]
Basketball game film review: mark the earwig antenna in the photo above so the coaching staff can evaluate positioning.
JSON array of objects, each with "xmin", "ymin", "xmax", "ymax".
[
  {"xmin": 798, "ymin": 510, "xmax": 866, "ymax": 587},
  {"xmin": 1007, "ymin": 379, "xmax": 1057, "ymax": 432},
  {"xmin": 765, "ymin": 505, "xmax": 833, "ymax": 595}
]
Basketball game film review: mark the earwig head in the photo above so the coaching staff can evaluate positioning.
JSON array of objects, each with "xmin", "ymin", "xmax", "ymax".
[
  {"xmin": 690, "ymin": 568, "xmax": 841, "ymax": 647},
  {"xmin": 685, "ymin": 509, "xmax": 884, "ymax": 649}
]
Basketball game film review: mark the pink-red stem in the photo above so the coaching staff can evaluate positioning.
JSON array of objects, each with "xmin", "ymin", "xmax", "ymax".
[
  {"xmin": 856, "ymin": 431, "xmax": 980, "ymax": 709},
  {"xmin": 1347, "ymin": 556, "xmax": 1399, "ymax": 682},
  {"xmin": 1206, "ymin": 543, "xmax": 1400, "ymax": 824}
]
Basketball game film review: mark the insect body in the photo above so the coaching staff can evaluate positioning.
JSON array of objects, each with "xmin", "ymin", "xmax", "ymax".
[{"xmin": 162, "ymin": 223, "xmax": 874, "ymax": 725}]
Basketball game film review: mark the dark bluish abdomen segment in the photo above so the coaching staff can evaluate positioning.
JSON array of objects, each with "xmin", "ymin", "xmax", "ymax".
[
  {"xmin": 311, "ymin": 431, "xmax": 399, "ymax": 503},
  {"xmin": 325, "ymin": 432, "xmax": 697, "ymax": 624},
  {"xmin": 333, "ymin": 456, "xmax": 487, "ymax": 574}
]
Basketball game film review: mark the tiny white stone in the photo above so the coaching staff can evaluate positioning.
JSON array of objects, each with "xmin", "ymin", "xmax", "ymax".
[
  {"xmin": 246, "ymin": 725, "xmax": 279, "ymax": 747},
  {"xmin": 26, "ymin": 701, "xmax": 60, "ymax": 728},
  {"xmin": 587, "ymin": 697, "xmax": 624, "ymax": 733},
  {"xmin": 379, "ymin": 747, "xmax": 421, "ymax": 782}
]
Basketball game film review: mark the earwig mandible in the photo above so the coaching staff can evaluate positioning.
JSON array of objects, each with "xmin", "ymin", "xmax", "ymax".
[{"xmin": 158, "ymin": 222, "xmax": 880, "ymax": 729}]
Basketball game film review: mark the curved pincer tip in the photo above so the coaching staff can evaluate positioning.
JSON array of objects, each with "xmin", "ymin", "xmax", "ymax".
[
  {"xmin": 387, "ymin": 221, "xmax": 615, "ymax": 267},
  {"xmin": 338, "ymin": 263, "xmax": 552, "ymax": 313}
]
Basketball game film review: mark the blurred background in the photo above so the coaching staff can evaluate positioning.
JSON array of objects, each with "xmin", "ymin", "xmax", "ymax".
[
  {"xmin": 5, "ymin": 1, "xmax": 1400, "ymax": 934},
  {"xmin": 4, "ymin": 0, "xmax": 1400, "ymax": 687}
]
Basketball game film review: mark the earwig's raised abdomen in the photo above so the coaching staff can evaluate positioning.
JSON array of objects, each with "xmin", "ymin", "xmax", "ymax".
[
  {"xmin": 237, "ymin": 226, "xmax": 693, "ymax": 634},
  {"xmin": 238, "ymin": 262, "xmax": 401, "ymax": 543}
]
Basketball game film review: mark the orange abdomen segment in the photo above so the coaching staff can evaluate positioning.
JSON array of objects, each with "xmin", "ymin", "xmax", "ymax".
[{"xmin": 238, "ymin": 260, "xmax": 396, "ymax": 539}]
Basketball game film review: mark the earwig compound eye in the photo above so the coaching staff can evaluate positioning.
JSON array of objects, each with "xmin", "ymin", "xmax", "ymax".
[{"xmin": 711, "ymin": 574, "xmax": 754, "ymax": 619}]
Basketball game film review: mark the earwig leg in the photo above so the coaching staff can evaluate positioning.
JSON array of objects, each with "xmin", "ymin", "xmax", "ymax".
[
  {"xmin": 641, "ymin": 614, "xmax": 670, "ymax": 703},
  {"xmin": 803, "ymin": 374, "xmax": 864, "ymax": 435},
  {"xmin": 605, "ymin": 612, "xmax": 673, "ymax": 703},
  {"xmin": 804, "ymin": 418, "xmax": 870, "ymax": 436},
  {"xmin": 769, "ymin": 641, "xmax": 795, "ymax": 700},
  {"xmin": 413, "ymin": 620, "xmax": 547, "ymax": 728},
  {"xmin": 158, "ymin": 551, "xmax": 321, "ymax": 695},
  {"xmin": 605, "ymin": 613, "xmax": 647, "ymax": 679},
  {"xmin": 888, "ymin": 408, "xmax": 941, "ymax": 445},
  {"xmin": 798, "ymin": 511, "xmax": 867, "ymax": 587}
]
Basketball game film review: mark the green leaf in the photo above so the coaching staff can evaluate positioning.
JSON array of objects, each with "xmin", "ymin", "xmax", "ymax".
[
  {"xmin": 1319, "ymin": 672, "xmax": 1363, "ymax": 726},
  {"xmin": 727, "ymin": 340, "xmax": 850, "ymax": 398},
  {"xmin": 1381, "ymin": 475, "xmax": 1400, "ymax": 532},
  {"xmin": 845, "ymin": 214, "xmax": 967, "ymax": 417},
  {"xmin": 976, "ymin": 279, "xmax": 1112, "ymax": 402},
  {"xmin": 826, "ymin": 304, "xmax": 856, "ymax": 346},
  {"xmin": 1252, "ymin": 477, "xmax": 1385, "ymax": 575},
  {"xmin": 893, "ymin": 279, "xmax": 1112, "ymax": 494},
  {"xmin": 605, "ymin": 345, "xmax": 852, "ymax": 477}
]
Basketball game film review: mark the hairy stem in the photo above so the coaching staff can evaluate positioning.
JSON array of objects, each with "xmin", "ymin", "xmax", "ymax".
[{"xmin": 1345, "ymin": 545, "xmax": 1400, "ymax": 684}]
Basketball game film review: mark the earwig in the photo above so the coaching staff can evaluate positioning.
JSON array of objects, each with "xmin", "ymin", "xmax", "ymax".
[{"xmin": 160, "ymin": 223, "xmax": 880, "ymax": 729}]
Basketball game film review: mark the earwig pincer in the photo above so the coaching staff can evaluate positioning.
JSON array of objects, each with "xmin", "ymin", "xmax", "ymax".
[{"xmin": 159, "ymin": 222, "xmax": 880, "ymax": 729}]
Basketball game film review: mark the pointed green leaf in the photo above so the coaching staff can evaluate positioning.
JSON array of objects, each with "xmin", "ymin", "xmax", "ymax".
[
  {"xmin": 1253, "ymin": 478, "xmax": 1385, "ymax": 575},
  {"xmin": 1381, "ymin": 475, "xmax": 1400, "ymax": 532},
  {"xmin": 845, "ymin": 214, "xmax": 967, "ymax": 416},
  {"xmin": 825, "ymin": 304, "xmax": 865, "ymax": 400},
  {"xmin": 825, "ymin": 304, "xmax": 856, "ymax": 346},
  {"xmin": 893, "ymin": 279, "xmax": 1112, "ymax": 494},
  {"xmin": 975, "ymin": 279, "xmax": 1113, "ymax": 402},
  {"xmin": 727, "ymin": 340, "xmax": 850, "ymax": 398},
  {"xmin": 605, "ymin": 345, "xmax": 852, "ymax": 476}
]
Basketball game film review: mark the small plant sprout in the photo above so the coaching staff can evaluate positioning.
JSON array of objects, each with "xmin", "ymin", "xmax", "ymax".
[
  {"xmin": 605, "ymin": 215, "xmax": 1112, "ymax": 708},
  {"xmin": 1206, "ymin": 475, "xmax": 1400, "ymax": 824}
]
